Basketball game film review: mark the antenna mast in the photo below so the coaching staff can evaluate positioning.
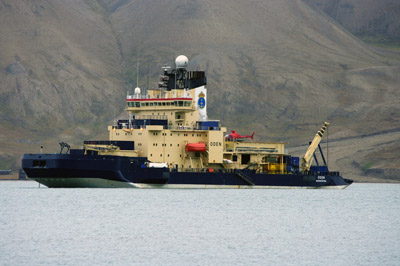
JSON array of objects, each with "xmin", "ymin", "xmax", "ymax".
[
  {"xmin": 136, "ymin": 59, "xmax": 139, "ymax": 88},
  {"xmin": 146, "ymin": 62, "xmax": 149, "ymax": 91}
]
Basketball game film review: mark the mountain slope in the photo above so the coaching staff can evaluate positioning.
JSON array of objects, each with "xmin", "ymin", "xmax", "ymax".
[
  {"xmin": 0, "ymin": 0, "xmax": 126, "ymax": 172},
  {"xmin": 0, "ymin": 0, "xmax": 125, "ymax": 132},
  {"xmin": 303, "ymin": 0, "xmax": 400, "ymax": 41}
]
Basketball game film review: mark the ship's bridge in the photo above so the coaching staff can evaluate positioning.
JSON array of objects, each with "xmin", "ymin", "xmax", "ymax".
[
  {"xmin": 126, "ymin": 88, "xmax": 196, "ymax": 112},
  {"xmin": 125, "ymin": 87, "xmax": 203, "ymax": 128},
  {"xmin": 124, "ymin": 55, "xmax": 208, "ymax": 129},
  {"xmin": 126, "ymin": 95, "xmax": 194, "ymax": 111}
]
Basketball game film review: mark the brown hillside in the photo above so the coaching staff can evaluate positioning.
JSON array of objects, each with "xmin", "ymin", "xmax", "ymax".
[
  {"xmin": 0, "ymin": 0, "xmax": 125, "ymax": 132},
  {"xmin": 0, "ymin": 0, "xmax": 126, "ymax": 172},
  {"xmin": 303, "ymin": 0, "xmax": 400, "ymax": 41}
]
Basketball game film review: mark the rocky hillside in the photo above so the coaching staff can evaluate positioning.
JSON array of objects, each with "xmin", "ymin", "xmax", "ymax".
[
  {"xmin": 0, "ymin": 0, "xmax": 125, "ymax": 134},
  {"xmin": 0, "ymin": 0, "xmax": 126, "ymax": 172},
  {"xmin": 303, "ymin": 0, "xmax": 400, "ymax": 41},
  {"xmin": 1, "ymin": 0, "xmax": 399, "ymax": 181}
]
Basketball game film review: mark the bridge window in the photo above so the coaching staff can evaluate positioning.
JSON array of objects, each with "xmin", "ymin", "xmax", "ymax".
[
  {"xmin": 141, "ymin": 103, "xmax": 145, "ymax": 107},
  {"xmin": 178, "ymin": 101, "xmax": 184, "ymax": 107},
  {"xmin": 136, "ymin": 102, "xmax": 140, "ymax": 107}
]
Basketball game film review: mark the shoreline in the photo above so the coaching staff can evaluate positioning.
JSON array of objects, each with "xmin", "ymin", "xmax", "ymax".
[{"xmin": 1, "ymin": 179, "xmax": 399, "ymax": 184}]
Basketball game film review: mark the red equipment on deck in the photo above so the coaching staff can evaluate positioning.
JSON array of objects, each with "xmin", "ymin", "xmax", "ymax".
[{"xmin": 185, "ymin": 143, "xmax": 207, "ymax": 152}]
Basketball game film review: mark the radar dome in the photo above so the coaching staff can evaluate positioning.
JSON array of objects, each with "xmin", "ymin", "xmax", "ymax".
[
  {"xmin": 134, "ymin": 87, "xmax": 141, "ymax": 95},
  {"xmin": 175, "ymin": 55, "xmax": 189, "ymax": 68}
]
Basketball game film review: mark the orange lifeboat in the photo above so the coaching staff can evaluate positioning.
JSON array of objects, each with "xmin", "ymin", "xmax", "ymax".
[{"xmin": 185, "ymin": 142, "xmax": 207, "ymax": 152}]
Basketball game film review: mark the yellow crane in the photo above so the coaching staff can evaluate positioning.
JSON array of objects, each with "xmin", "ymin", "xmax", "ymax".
[{"xmin": 301, "ymin": 122, "xmax": 329, "ymax": 172}]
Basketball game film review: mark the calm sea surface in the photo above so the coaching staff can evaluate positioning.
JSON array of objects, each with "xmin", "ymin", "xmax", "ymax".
[{"xmin": 0, "ymin": 181, "xmax": 399, "ymax": 266}]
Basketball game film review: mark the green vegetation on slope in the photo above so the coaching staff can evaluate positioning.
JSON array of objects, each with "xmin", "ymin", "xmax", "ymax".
[{"xmin": 356, "ymin": 34, "xmax": 400, "ymax": 52}]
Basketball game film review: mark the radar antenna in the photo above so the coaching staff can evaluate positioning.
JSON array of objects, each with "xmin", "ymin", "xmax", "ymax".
[{"xmin": 173, "ymin": 55, "xmax": 189, "ymax": 94}]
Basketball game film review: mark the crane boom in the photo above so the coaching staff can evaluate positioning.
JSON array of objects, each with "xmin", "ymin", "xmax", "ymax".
[{"xmin": 301, "ymin": 122, "xmax": 329, "ymax": 171}]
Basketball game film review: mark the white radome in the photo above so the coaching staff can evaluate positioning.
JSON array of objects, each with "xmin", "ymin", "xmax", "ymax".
[
  {"xmin": 134, "ymin": 87, "xmax": 141, "ymax": 95},
  {"xmin": 175, "ymin": 55, "xmax": 189, "ymax": 68}
]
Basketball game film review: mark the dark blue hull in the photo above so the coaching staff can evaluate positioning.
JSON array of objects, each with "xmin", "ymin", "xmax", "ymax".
[{"xmin": 22, "ymin": 154, "xmax": 352, "ymax": 188}]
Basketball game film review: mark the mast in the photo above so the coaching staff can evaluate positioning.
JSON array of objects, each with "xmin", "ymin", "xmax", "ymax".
[{"xmin": 136, "ymin": 59, "xmax": 139, "ymax": 88}]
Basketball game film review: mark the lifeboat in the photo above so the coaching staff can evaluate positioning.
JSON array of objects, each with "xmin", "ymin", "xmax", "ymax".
[{"xmin": 185, "ymin": 142, "xmax": 206, "ymax": 152}]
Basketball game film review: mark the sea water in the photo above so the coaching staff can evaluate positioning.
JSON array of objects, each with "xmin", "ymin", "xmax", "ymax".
[{"xmin": 0, "ymin": 181, "xmax": 399, "ymax": 266}]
